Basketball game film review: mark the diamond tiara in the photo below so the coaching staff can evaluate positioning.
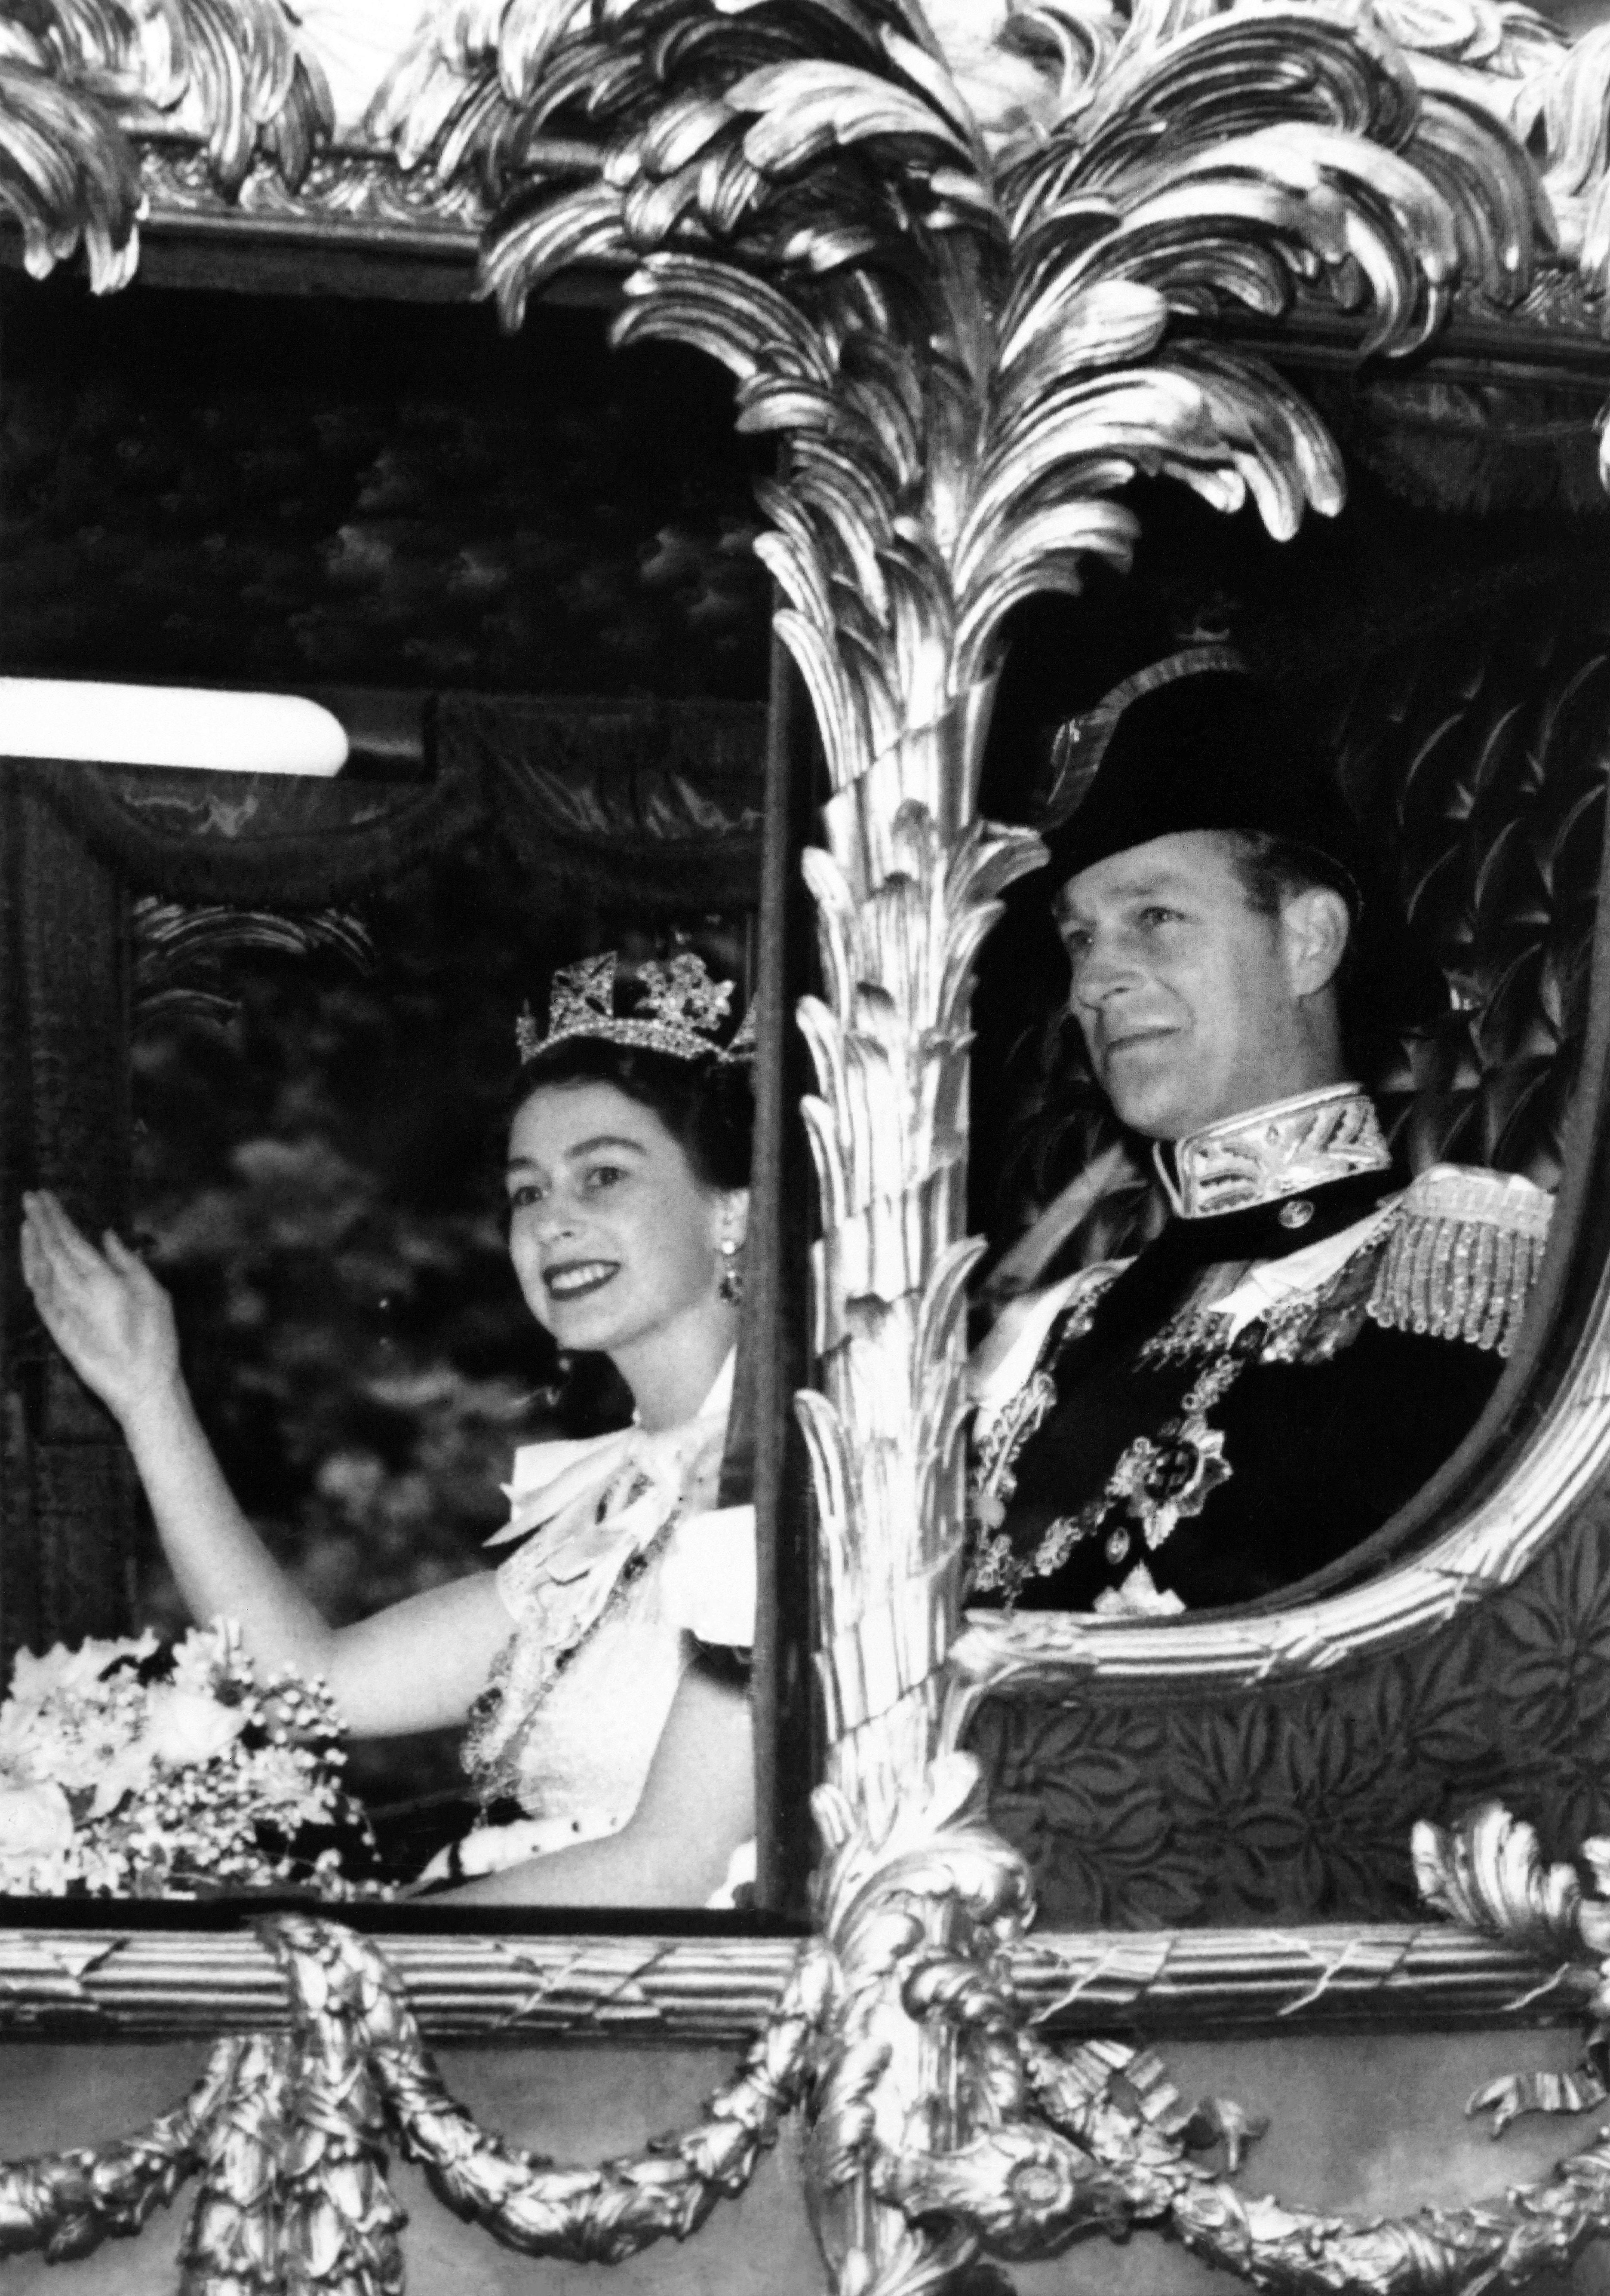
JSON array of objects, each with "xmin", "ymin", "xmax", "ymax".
[{"xmin": 516, "ymin": 951, "xmax": 752, "ymax": 1065}]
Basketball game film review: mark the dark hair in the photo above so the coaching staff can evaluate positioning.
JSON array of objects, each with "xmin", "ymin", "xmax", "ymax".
[
  {"xmin": 1215, "ymin": 828, "xmax": 1355, "ymax": 925},
  {"xmin": 1222, "ymin": 831, "xmax": 1341, "ymax": 918},
  {"xmin": 1217, "ymin": 828, "xmax": 1454, "ymax": 1074},
  {"xmin": 1217, "ymin": 827, "xmax": 1361, "ymax": 1028},
  {"xmin": 510, "ymin": 1035, "xmax": 753, "ymax": 1191}
]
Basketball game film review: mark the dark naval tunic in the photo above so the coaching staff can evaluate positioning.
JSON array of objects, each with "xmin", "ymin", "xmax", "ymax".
[{"xmin": 969, "ymin": 1086, "xmax": 1552, "ymax": 1615}]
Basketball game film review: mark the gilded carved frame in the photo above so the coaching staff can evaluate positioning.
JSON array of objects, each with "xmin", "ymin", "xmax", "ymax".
[{"xmin": 12, "ymin": 0, "xmax": 1610, "ymax": 2288}]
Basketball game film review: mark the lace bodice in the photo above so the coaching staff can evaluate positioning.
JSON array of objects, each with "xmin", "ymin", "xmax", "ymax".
[{"xmin": 457, "ymin": 1357, "xmax": 754, "ymax": 1870}]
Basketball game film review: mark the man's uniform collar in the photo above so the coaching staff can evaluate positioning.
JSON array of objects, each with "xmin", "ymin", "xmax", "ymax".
[{"xmin": 1153, "ymin": 1084, "xmax": 1392, "ymax": 1222}]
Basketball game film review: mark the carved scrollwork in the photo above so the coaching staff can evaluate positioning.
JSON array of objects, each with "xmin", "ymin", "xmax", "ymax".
[
  {"xmin": 801, "ymin": 1784, "xmax": 1610, "ymax": 2293},
  {"xmin": 0, "ymin": 2038, "xmax": 237, "ymax": 2267},
  {"xmin": 368, "ymin": 1923, "xmax": 825, "ymax": 2262},
  {"xmin": 15, "ymin": 0, "xmax": 1610, "ymax": 363},
  {"xmin": 789, "ymin": 1774, "xmax": 1610, "ymax": 2293},
  {"xmin": 1412, "ymin": 1801, "xmax": 1610, "ymax": 2130}
]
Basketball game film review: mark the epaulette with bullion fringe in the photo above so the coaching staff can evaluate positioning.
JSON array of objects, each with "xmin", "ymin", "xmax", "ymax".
[{"xmin": 1367, "ymin": 1163, "xmax": 1553, "ymax": 1359}]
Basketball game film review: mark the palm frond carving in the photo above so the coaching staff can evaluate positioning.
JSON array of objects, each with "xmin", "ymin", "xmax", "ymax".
[
  {"xmin": 6, "ymin": 0, "xmax": 333, "ymax": 276},
  {"xmin": 378, "ymin": 0, "xmax": 1553, "ymax": 805},
  {"xmin": 0, "ymin": 27, "xmax": 144, "ymax": 290},
  {"xmin": 378, "ymin": 0, "xmax": 1560, "ymax": 1814},
  {"xmin": 160, "ymin": 0, "xmax": 334, "ymax": 193}
]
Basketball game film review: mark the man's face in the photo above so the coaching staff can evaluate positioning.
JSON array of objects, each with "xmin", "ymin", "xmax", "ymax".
[{"xmin": 1057, "ymin": 831, "xmax": 1335, "ymax": 1140}]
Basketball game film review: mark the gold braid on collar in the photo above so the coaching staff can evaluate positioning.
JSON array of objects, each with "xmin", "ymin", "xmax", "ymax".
[{"xmin": 1156, "ymin": 1084, "xmax": 1391, "ymax": 1220}]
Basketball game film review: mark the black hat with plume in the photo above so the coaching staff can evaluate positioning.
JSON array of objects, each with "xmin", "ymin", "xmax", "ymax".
[
  {"xmin": 1042, "ymin": 648, "xmax": 1367, "ymax": 902},
  {"xmin": 1041, "ymin": 648, "xmax": 1448, "ymax": 1038}
]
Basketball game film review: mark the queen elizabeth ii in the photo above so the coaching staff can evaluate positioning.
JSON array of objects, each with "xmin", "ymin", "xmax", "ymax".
[{"xmin": 18, "ymin": 951, "xmax": 758, "ymax": 1907}]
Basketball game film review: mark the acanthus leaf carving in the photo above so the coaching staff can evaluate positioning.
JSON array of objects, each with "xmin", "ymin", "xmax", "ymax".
[
  {"xmin": 1413, "ymin": 1799, "xmax": 1585, "ymax": 1958},
  {"xmin": 0, "ymin": 40, "xmax": 145, "ymax": 291},
  {"xmin": 5, "ymin": 0, "xmax": 336, "ymax": 270}
]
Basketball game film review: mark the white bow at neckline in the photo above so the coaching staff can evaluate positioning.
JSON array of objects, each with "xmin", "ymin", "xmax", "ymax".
[
  {"xmin": 462, "ymin": 1352, "xmax": 742, "ymax": 1802},
  {"xmin": 485, "ymin": 1351, "xmax": 735, "ymax": 1558}
]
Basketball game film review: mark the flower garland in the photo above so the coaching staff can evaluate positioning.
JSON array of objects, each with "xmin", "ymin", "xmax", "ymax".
[{"xmin": 0, "ymin": 1621, "xmax": 387, "ymax": 1898}]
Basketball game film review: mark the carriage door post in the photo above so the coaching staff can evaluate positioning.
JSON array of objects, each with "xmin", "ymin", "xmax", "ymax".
[{"xmin": 0, "ymin": 772, "xmax": 137, "ymax": 1667}]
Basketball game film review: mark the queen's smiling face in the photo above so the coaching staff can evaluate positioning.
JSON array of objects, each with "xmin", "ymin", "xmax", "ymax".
[{"xmin": 505, "ymin": 1079, "xmax": 734, "ymax": 1364}]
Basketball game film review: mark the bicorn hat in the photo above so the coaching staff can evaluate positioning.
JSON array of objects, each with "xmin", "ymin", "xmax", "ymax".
[
  {"xmin": 1042, "ymin": 648, "xmax": 1366, "ymax": 905},
  {"xmin": 1042, "ymin": 648, "xmax": 1450, "ymax": 1038}
]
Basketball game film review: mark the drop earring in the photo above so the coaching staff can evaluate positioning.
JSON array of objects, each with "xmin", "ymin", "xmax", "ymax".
[{"xmin": 719, "ymin": 1236, "xmax": 744, "ymax": 1305}]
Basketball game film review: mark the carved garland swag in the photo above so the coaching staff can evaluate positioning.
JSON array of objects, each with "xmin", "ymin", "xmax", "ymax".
[{"xmin": 6, "ymin": 1804, "xmax": 1610, "ymax": 2292}]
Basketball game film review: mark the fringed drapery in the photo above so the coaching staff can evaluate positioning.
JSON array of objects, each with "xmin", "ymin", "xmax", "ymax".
[{"xmin": 14, "ymin": 693, "xmax": 766, "ymax": 912}]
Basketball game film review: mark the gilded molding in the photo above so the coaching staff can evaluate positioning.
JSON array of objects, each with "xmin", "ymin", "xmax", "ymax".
[
  {"xmin": 431, "ymin": 6, "xmax": 1610, "ymax": 2285},
  {"xmin": 414, "ymin": 4, "xmax": 1607, "ymax": 2281},
  {"xmin": 9, "ymin": 0, "xmax": 1610, "ymax": 393},
  {"xmin": 0, "ymin": 1916, "xmax": 1586, "ymax": 2041},
  {"xmin": 799, "ymin": 1800, "xmax": 1610, "ymax": 2292},
  {"xmin": 0, "ymin": 2038, "xmax": 237, "ymax": 2268},
  {"xmin": 0, "ymin": 1931, "xmax": 805, "ymax": 2041},
  {"xmin": 134, "ymin": 137, "xmax": 485, "ymax": 238}
]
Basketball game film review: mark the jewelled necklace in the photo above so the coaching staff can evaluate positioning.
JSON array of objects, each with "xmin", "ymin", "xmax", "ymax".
[
  {"xmin": 462, "ymin": 1466, "xmax": 684, "ymax": 1803},
  {"xmin": 972, "ymin": 1338, "xmax": 1252, "ymax": 1607}
]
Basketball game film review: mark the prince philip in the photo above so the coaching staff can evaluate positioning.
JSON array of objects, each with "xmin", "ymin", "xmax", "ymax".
[{"xmin": 970, "ymin": 657, "xmax": 1554, "ymax": 1617}]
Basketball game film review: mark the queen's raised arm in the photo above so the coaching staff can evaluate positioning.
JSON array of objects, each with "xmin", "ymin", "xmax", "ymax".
[{"xmin": 18, "ymin": 1187, "xmax": 512, "ymax": 1735}]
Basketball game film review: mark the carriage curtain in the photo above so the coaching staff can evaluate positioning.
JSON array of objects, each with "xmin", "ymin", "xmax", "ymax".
[{"xmin": 13, "ymin": 694, "xmax": 766, "ymax": 912}]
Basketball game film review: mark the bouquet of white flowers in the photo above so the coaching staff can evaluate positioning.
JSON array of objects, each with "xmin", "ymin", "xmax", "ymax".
[{"xmin": 0, "ymin": 1621, "xmax": 388, "ymax": 1898}]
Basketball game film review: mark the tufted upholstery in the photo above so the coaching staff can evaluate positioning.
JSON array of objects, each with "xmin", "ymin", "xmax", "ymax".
[{"xmin": 1330, "ymin": 603, "xmax": 1610, "ymax": 1192}]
